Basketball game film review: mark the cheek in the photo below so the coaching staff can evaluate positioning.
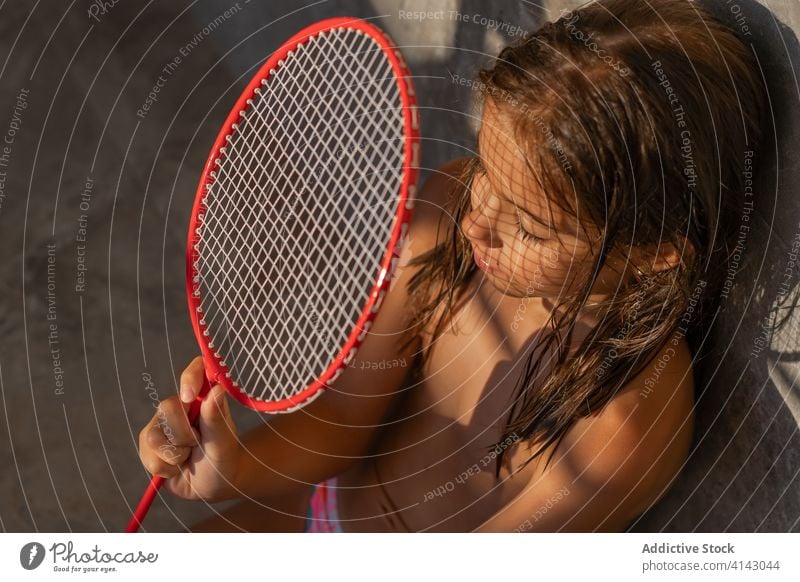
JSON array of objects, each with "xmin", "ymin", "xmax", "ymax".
[{"xmin": 507, "ymin": 243, "xmax": 574, "ymax": 289}]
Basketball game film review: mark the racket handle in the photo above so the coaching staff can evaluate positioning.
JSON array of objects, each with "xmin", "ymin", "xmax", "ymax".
[{"xmin": 125, "ymin": 377, "xmax": 212, "ymax": 532}]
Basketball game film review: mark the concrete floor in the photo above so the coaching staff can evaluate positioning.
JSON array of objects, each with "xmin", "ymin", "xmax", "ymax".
[{"xmin": 0, "ymin": 0, "xmax": 797, "ymax": 532}]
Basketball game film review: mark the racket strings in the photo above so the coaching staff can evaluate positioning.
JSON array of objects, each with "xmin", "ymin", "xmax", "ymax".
[{"xmin": 196, "ymin": 27, "xmax": 406, "ymax": 403}]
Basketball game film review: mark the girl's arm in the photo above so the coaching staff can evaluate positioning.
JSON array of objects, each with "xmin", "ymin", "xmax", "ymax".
[
  {"xmin": 476, "ymin": 335, "xmax": 695, "ymax": 532},
  {"xmin": 138, "ymin": 159, "xmax": 465, "ymax": 502}
]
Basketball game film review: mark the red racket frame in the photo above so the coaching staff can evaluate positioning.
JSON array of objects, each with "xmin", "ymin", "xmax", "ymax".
[
  {"xmin": 126, "ymin": 16, "xmax": 418, "ymax": 532},
  {"xmin": 189, "ymin": 16, "xmax": 419, "ymax": 412}
]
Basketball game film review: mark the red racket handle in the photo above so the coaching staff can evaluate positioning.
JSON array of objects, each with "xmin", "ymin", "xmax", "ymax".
[{"xmin": 125, "ymin": 377, "xmax": 212, "ymax": 532}]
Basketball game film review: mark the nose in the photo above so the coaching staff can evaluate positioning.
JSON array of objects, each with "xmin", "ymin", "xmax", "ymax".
[{"xmin": 462, "ymin": 193, "xmax": 502, "ymax": 249}]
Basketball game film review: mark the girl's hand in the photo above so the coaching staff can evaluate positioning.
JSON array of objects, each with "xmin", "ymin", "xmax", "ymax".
[{"xmin": 137, "ymin": 357, "xmax": 242, "ymax": 502}]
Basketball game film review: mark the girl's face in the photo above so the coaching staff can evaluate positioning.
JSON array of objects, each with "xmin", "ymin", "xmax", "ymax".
[{"xmin": 461, "ymin": 101, "xmax": 631, "ymax": 302}]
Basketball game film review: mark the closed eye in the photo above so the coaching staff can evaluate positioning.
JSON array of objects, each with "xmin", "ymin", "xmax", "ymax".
[
  {"xmin": 475, "ymin": 155, "xmax": 551, "ymax": 244},
  {"xmin": 516, "ymin": 213, "xmax": 546, "ymax": 244}
]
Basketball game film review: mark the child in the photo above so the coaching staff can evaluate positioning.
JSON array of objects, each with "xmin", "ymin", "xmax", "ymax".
[{"xmin": 138, "ymin": 0, "xmax": 766, "ymax": 532}]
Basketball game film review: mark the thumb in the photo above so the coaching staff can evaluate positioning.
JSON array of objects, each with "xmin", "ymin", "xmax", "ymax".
[{"xmin": 197, "ymin": 384, "xmax": 238, "ymax": 461}]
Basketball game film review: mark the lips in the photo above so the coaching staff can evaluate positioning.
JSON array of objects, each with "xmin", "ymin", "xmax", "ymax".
[{"xmin": 473, "ymin": 249, "xmax": 493, "ymax": 273}]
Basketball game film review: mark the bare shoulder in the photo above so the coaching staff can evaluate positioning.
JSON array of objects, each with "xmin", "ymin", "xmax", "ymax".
[
  {"xmin": 475, "ymin": 333, "xmax": 695, "ymax": 532},
  {"xmin": 559, "ymin": 330, "xmax": 696, "ymax": 528}
]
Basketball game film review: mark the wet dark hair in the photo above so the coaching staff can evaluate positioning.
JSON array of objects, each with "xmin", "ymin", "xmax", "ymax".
[{"xmin": 404, "ymin": 0, "xmax": 768, "ymax": 475}]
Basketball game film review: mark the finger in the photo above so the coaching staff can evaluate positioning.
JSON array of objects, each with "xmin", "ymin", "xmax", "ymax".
[
  {"xmin": 144, "ymin": 424, "xmax": 198, "ymax": 467},
  {"xmin": 197, "ymin": 384, "xmax": 239, "ymax": 462},
  {"xmin": 139, "ymin": 439, "xmax": 182, "ymax": 479},
  {"xmin": 156, "ymin": 443, "xmax": 192, "ymax": 467},
  {"xmin": 140, "ymin": 424, "xmax": 199, "ymax": 465},
  {"xmin": 147, "ymin": 460, "xmax": 180, "ymax": 479},
  {"xmin": 154, "ymin": 396, "xmax": 201, "ymax": 449},
  {"xmin": 144, "ymin": 411, "xmax": 200, "ymax": 452},
  {"xmin": 179, "ymin": 356, "xmax": 206, "ymax": 403}
]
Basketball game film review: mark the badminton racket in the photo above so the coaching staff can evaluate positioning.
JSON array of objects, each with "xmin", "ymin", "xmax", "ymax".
[{"xmin": 126, "ymin": 16, "xmax": 419, "ymax": 532}]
